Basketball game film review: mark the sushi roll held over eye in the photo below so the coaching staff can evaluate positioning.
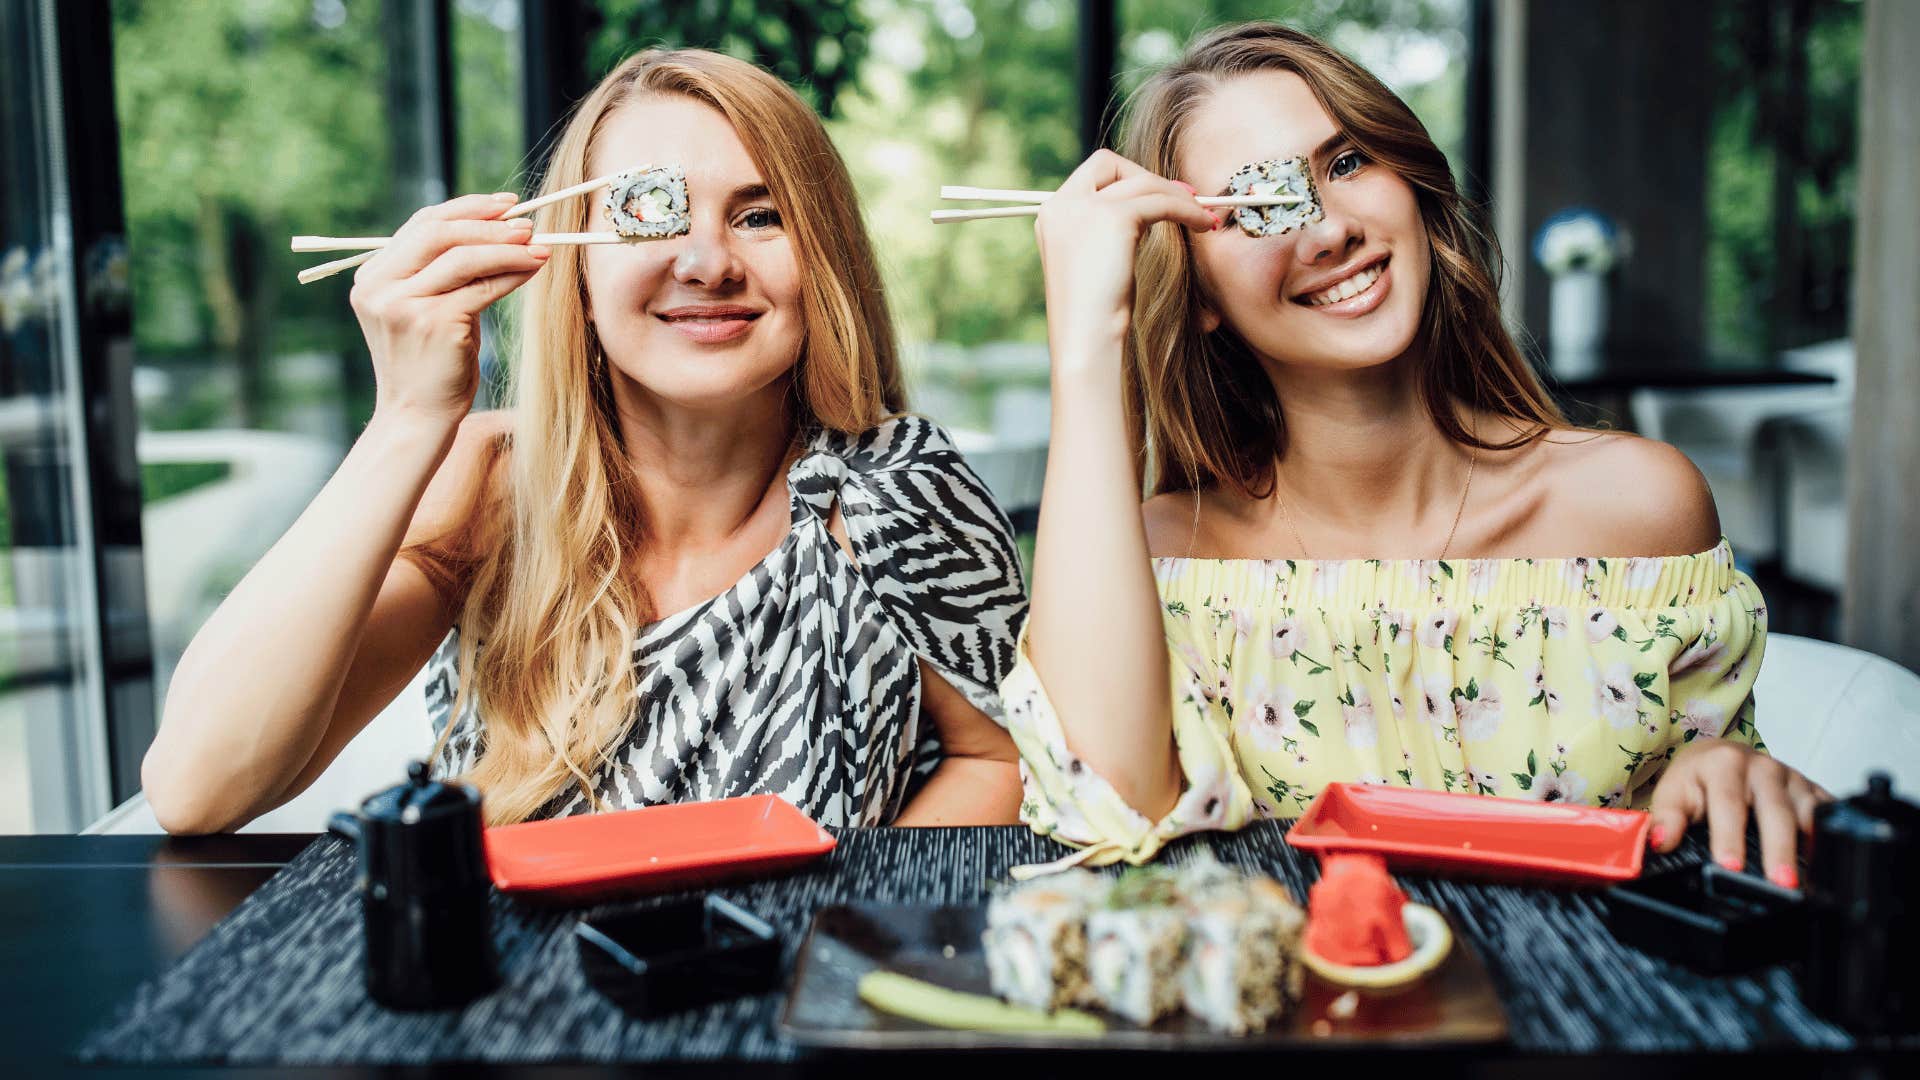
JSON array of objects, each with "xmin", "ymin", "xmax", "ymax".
[
  {"xmin": 1225, "ymin": 155, "xmax": 1323, "ymax": 237},
  {"xmin": 603, "ymin": 164, "xmax": 692, "ymax": 239}
]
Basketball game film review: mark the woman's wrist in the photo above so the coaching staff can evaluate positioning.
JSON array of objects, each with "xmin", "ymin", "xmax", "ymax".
[
  {"xmin": 364, "ymin": 404, "xmax": 464, "ymax": 453},
  {"xmin": 1048, "ymin": 329, "xmax": 1128, "ymax": 383}
]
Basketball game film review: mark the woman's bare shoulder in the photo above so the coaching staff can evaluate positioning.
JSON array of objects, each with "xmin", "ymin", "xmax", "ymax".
[
  {"xmin": 1142, "ymin": 490, "xmax": 1208, "ymax": 559},
  {"xmin": 1529, "ymin": 429, "xmax": 1722, "ymax": 556},
  {"xmin": 1141, "ymin": 488, "xmax": 1267, "ymax": 559}
]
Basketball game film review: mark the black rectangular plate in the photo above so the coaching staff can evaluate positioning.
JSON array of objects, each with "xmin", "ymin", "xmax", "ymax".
[{"xmin": 778, "ymin": 902, "xmax": 1508, "ymax": 1051}]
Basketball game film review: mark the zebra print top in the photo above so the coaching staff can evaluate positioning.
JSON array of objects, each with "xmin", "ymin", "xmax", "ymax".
[{"xmin": 423, "ymin": 415, "xmax": 1028, "ymax": 827}]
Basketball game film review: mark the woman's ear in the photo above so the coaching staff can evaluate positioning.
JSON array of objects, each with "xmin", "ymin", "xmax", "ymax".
[{"xmin": 1198, "ymin": 304, "xmax": 1221, "ymax": 334}]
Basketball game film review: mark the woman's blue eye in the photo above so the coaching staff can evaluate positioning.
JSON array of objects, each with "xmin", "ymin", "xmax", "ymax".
[
  {"xmin": 738, "ymin": 207, "xmax": 782, "ymax": 230},
  {"xmin": 1330, "ymin": 149, "xmax": 1368, "ymax": 180}
]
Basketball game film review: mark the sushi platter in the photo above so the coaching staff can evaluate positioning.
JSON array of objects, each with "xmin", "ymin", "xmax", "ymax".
[{"xmin": 779, "ymin": 855, "xmax": 1507, "ymax": 1050}]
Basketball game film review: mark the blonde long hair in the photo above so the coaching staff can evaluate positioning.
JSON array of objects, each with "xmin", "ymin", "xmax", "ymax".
[
  {"xmin": 409, "ymin": 49, "xmax": 904, "ymax": 824},
  {"xmin": 1120, "ymin": 22, "xmax": 1565, "ymax": 498}
]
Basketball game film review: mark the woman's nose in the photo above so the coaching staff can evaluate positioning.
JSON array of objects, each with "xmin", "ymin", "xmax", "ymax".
[
  {"xmin": 670, "ymin": 215, "xmax": 742, "ymax": 287},
  {"xmin": 1293, "ymin": 201, "xmax": 1363, "ymax": 267}
]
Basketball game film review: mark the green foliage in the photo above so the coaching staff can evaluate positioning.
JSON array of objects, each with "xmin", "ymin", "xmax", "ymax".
[
  {"xmin": 454, "ymin": 2, "xmax": 528, "ymax": 192},
  {"xmin": 591, "ymin": 0, "xmax": 870, "ymax": 116},
  {"xmin": 1120, "ymin": 0, "xmax": 1468, "ymax": 165},
  {"xmin": 1705, "ymin": 0, "xmax": 1860, "ymax": 357},
  {"xmin": 139, "ymin": 461, "xmax": 234, "ymax": 504},
  {"xmin": 111, "ymin": 0, "xmax": 408, "ymax": 433},
  {"xmin": 821, "ymin": 0, "xmax": 1470, "ymax": 352}
]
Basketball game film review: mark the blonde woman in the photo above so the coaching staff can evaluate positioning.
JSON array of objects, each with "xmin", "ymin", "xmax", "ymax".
[
  {"xmin": 143, "ymin": 49, "xmax": 1026, "ymax": 832},
  {"xmin": 1011, "ymin": 23, "xmax": 1827, "ymax": 885}
]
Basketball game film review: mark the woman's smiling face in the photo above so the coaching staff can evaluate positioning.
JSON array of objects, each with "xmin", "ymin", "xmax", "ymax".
[
  {"xmin": 582, "ymin": 94, "xmax": 803, "ymax": 411},
  {"xmin": 1181, "ymin": 70, "xmax": 1429, "ymax": 373}
]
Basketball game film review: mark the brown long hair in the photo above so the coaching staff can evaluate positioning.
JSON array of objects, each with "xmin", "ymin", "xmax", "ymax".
[
  {"xmin": 410, "ymin": 48, "xmax": 904, "ymax": 823},
  {"xmin": 1120, "ymin": 21, "xmax": 1564, "ymax": 498}
]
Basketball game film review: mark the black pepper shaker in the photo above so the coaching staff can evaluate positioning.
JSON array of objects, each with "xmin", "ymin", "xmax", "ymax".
[
  {"xmin": 329, "ymin": 760, "xmax": 499, "ymax": 1009},
  {"xmin": 1801, "ymin": 771, "xmax": 1920, "ymax": 1034}
]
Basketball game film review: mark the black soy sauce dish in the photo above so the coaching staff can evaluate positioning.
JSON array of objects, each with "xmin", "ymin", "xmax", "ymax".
[
  {"xmin": 1603, "ymin": 860, "xmax": 1807, "ymax": 974},
  {"xmin": 576, "ymin": 895, "xmax": 782, "ymax": 1017}
]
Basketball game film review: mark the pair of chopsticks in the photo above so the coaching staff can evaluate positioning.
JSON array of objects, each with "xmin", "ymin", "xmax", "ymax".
[
  {"xmin": 931, "ymin": 185, "xmax": 1304, "ymax": 224},
  {"xmin": 292, "ymin": 172, "xmax": 630, "ymax": 285}
]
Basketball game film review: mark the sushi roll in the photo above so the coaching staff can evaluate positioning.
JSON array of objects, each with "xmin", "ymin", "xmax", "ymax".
[
  {"xmin": 982, "ymin": 868, "xmax": 1103, "ymax": 1011},
  {"xmin": 1225, "ymin": 156, "xmax": 1324, "ymax": 238},
  {"xmin": 1180, "ymin": 866, "xmax": 1308, "ymax": 1034},
  {"xmin": 1083, "ymin": 869, "xmax": 1187, "ymax": 1026},
  {"xmin": 603, "ymin": 165, "xmax": 691, "ymax": 239}
]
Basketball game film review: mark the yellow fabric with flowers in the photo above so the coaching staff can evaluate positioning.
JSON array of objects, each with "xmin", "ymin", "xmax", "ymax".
[{"xmin": 1003, "ymin": 541, "xmax": 1768, "ymax": 866}]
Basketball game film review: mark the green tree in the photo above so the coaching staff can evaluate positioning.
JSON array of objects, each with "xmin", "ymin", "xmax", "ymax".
[
  {"xmin": 112, "ymin": 0, "xmax": 399, "ymax": 428},
  {"xmin": 591, "ymin": 0, "xmax": 871, "ymax": 115},
  {"xmin": 1706, "ymin": 0, "xmax": 1860, "ymax": 358}
]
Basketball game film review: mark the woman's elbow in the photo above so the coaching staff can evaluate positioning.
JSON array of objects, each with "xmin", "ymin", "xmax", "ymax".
[{"xmin": 141, "ymin": 748, "xmax": 242, "ymax": 835}]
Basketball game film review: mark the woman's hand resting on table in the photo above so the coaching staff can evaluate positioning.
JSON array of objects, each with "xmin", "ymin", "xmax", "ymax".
[{"xmin": 1647, "ymin": 738, "xmax": 1832, "ymax": 889}]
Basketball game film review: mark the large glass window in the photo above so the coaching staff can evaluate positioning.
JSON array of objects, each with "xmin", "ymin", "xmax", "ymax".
[
  {"xmin": 1705, "ymin": 0, "xmax": 1861, "ymax": 359},
  {"xmin": 1, "ymin": 0, "xmax": 122, "ymax": 831},
  {"xmin": 7, "ymin": 0, "xmax": 1480, "ymax": 829},
  {"xmin": 109, "ymin": 0, "xmax": 523, "ymax": 735},
  {"xmin": 1121, "ymin": 1, "xmax": 1471, "ymax": 167}
]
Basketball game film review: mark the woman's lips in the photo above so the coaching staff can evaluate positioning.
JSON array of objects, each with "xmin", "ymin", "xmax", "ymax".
[
  {"xmin": 1296, "ymin": 260, "xmax": 1392, "ymax": 318},
  {"xmin": 656, "ymin": 308, "xmax": 761, "ymax": 343}
]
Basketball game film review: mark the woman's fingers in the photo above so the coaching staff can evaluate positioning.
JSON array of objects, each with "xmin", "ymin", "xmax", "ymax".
[
  {"xmin": 1787, "ymin": 772, "xmax": 1827, "ymax": 834},
  {"xmin": 1703, "ymin": 745, "xmax": 1752, "ymax": 870},
  {"xmin": 1645, "ymin": 764, "xmax": 1700, "ymax": 854},
  {"xmin": 452, "ymin": 266, "xmax": 544, "ymax": 313},
  {"xmin": 1748, "ymin": 758, "xmax": 1802, "ymax": 888},
  {"xmin": 1057, "ymin": 148, "xmax": 1148, "ymax": 195},
  {"xmin": 412, "ymin": 191, "xmax": 520, "ymax": 223},
  {"xmin": 408, "ymin": 242, "xmax": 549, "ymax": 300},
  {"xmin": 1096, "ymin": 176, "xmax": 1218, "ymax": 233},
  {"xmin": 382, "ymin": 218, "xmax": 536, "ymax": 285}
]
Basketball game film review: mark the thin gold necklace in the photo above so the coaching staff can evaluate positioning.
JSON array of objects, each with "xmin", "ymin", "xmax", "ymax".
[{"xmin": 1275, "ymin": 441, "xmax": 1479, "ymax": 561}]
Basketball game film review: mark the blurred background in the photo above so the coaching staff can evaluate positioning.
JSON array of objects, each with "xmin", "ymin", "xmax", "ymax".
[{"xmin": 3, "ymin": 0, "xmax": 1914, "ymax": 832}]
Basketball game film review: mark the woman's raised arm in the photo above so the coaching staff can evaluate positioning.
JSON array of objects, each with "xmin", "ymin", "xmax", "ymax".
[
  {"xmin": 140, "ymin": 194, "xmax": 546, "ymax": 834},
  {"xmin": 1024, "ymin": 150, "xmax": 1217, "ymax": 819}
]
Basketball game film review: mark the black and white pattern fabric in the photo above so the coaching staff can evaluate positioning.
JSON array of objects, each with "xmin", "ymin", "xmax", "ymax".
[{"xmin": 423, "ymin": 415, "xmax": 1028, "ymax": 827}]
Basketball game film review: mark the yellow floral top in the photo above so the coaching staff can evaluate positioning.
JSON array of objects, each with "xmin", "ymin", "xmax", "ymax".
[{"xmin": 1004, "ymin": 541, "xmax": 1768, "ymax": 866}]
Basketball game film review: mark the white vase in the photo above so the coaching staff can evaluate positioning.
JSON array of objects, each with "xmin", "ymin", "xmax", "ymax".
[{"xmin": 1548, "ymin": 270, "xmax": 1607, "ymax": 380}]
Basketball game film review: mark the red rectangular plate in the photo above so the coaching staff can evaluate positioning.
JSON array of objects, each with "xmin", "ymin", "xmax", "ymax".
[
  {"xmin": 1286, "ymin": 783, "xmax": 1651, "ymax": 883},
  {"xmin": 485, "ymin": 794, "xmax": 837, "ymax": 904}
]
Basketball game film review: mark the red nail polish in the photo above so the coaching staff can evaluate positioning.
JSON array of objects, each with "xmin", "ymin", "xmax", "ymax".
[
  {"xmin": 1649, "ymin": 825, "xmax": 1667, "ymax": 848},
  {"xmin": 1770, "ymin": 865, "xmax": 1799, "ymax": 890},
  {"xmin": 1718, "ymin": 855, "xmax": 1744, "ymax": 873}
]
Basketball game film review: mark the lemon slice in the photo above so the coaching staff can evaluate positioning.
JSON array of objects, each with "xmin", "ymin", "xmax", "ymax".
[{"xmin": 1298, "ymin": 902, "xmax": 1453, "ymax": 990}]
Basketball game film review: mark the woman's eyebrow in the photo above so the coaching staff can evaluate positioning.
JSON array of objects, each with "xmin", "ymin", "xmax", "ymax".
[
  {"xmin": 728, "ymin": 182, "xmax": 772, "ymax": 204},
  {"xmin": 1212, "ymin": 132, "xmax": 1351, "ymax": 196}
]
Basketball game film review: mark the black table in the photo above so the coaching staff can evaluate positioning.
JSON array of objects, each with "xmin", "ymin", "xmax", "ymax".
[
  {"xmin": 2, "ymin": 831, "xmax": 1912, "ymax": 1078},
  {"xmin": 1542, "ymin": 359, "xmax": 1838, "ymax": 431},
  {"xmin": 1552, "ymin": 366, "xmax": 1836, "ymax": 397}
]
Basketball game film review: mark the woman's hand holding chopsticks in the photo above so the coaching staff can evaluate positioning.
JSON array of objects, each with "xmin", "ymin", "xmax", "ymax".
[
  {"xmin": 351, "ymin": 192, "xmax": 549, "ymax": 429},
  {"xmin": 1021, "ymin": 150, "xmax": 1215, "ymax": 819},
  {"xmin": 1033, "ymin": 150, "xmax": 1218, "ymax": 367}
]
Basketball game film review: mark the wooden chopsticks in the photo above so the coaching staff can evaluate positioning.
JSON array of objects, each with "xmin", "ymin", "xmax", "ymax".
[
  {"xmin": 931, "ymin": 184, "xmax": 1304, "ymax": 224},
  {"xmin": 293, "ymin": 170, "xmax": 634, "ymax": 285}
]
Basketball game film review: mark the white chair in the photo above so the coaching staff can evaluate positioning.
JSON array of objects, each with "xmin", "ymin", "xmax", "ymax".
[
  {"xmin": 1628, "ymin": 338, "xmax": 1854, "ymax": 566},
  {"xmin": 1752, "ymin": 633, "xmax": 1920, "ymax": 798},
  {"xmin": 87, "ymin": 664, "xmax": 435, "ymax": 835},
  {"xmin": 1770, "ymin": 407, "xmax": 1850, "ymax": 594}
]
